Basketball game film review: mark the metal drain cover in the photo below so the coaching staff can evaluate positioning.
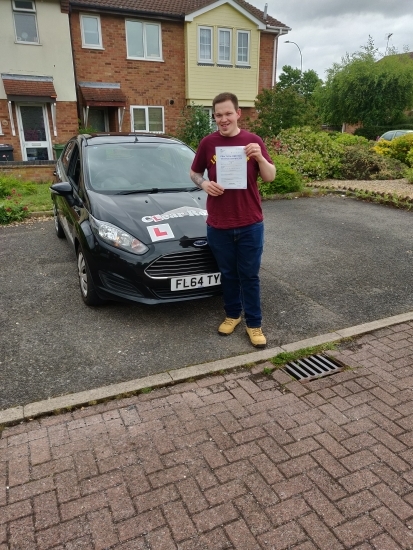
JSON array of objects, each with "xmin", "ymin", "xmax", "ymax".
[{"xmin": 282, "ymin": 354, "xmax": 344, "ymax": 382}]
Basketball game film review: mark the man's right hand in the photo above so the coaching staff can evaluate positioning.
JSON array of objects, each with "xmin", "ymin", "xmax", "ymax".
[{"xmin": 201, "ymin": 180, "xmax": 225, "ymax": 196}]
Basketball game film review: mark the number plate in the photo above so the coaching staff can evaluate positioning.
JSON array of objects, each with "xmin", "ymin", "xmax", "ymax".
[{"xmin": 171, "ymin": 273, "xmax": 221, "ymax": 291}]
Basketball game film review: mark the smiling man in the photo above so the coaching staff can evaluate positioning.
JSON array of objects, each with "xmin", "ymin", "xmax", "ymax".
[{"xmin": 190, "ymin": 92, "xmax": 275, "ymax": 348}]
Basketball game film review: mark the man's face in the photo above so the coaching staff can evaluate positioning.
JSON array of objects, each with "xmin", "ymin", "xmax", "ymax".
[{"xmin": 213, "ymin": 100, "xmax": 241, "ymax": 137}]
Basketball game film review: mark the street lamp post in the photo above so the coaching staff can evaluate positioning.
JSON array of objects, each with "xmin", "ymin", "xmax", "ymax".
[{"xmin": 285, "ymin": 40, "xmax": 303, "ymax": 74}]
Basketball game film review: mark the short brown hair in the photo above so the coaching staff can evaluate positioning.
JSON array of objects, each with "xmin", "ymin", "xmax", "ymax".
[{"xmin": 212, "ymin": 92, "xmax": 239, "ymax": 112}]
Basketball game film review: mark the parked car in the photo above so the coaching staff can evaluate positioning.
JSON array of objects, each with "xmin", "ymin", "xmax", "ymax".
[
  {"xmin": 50, "ymin": 133, "xmax": 221, "ymax": 305},
  {"xmin": 378, "ymin": 129, "xmax": 413, "ymax": 141}
]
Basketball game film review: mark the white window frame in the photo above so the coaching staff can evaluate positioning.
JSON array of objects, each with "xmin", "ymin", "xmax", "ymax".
[
  {"xmin": 80, "ymin": 13, "xmax": 103, "ymax": 49},
  {"xmin": 12, "ymin": 0, "xmax": 39, "ymax": 44},
  {"xmin": 0, "ymin": 121, "xmax": 3, "ymax": 135},
  {"xmin": 198, "ymin": 26, "xmax": 213, "ymax": 64},
  {"xmin": 237, "ymin": 30, "xmax": 250, "ymax": 66},
  {"xmin": 126, "ymin": 20, "xmax": 163, "ymax": 61},
  {"xmin": 130, "ymin": 106, "xmax": 164, "ymax": 133},
  {"xmin": 218, "ymin": 28, "xmax": 232, "ymax": 65}
]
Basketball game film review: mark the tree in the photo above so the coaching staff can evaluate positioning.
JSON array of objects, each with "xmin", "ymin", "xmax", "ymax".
[
  {"xmin": 251, "ymin": 66, "xmax": 322, "ymax": 140},
  {"xmin": 278, "ymin": 65, "xmax": 322, "ymax": 99},
  {"xmin": 175, "ymin": 103, "xmax": 213, "ymax": 149},
  {"xmin": 319, "ymin": 36, "xmax": 413, "ymax": 127}
]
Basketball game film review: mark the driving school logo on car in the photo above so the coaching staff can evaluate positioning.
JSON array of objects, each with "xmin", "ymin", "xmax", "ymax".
[{"xmin": 142, "ymin": 206, "xmax": 207, "ymax": 224}]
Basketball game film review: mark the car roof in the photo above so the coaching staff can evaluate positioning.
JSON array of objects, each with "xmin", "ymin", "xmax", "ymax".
[{"xmin": 78, "ymin": 132, "xmax": 186, "ymax": 146}]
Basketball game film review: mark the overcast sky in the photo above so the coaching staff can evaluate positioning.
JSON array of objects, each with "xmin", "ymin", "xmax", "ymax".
[{"xmin": 266, "ymin": 0, "xmax": 413, "ymax": 81}]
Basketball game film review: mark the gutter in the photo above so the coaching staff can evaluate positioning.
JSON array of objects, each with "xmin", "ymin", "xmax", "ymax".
[{"xmin": 70, "ymin": 3, "xmax": 184, "ymax": 21}]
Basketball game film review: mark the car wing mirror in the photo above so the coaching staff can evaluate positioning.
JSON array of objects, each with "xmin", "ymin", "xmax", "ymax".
[{"xmin": 50, "ymin": 181, "xmax": 73, "ymax": 195}]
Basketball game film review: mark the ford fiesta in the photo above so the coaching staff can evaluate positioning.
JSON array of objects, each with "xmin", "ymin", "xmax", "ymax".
[{"xmin": 50, "ymin": 133, "xmax": 221, "ymax": 306}]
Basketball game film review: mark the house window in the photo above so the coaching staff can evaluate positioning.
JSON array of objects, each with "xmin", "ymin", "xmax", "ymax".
[
  {"xmin": 12, "ymin": 0, "xmax": 39, "ymax": 44},
  {"xmin": 237, "ymin": 30, "xmax": 250, "ymax": 65},
  {"xmin": 198, "ymin": 26, "xmax": 213, "ymax": 63},
  {"xmin": 80, "ymin": 14, "xmax": 103, "ymax": 49},
  {"xmin": 131, "ymin": 106, "xmax": 164, "ymax": 133},
  {"xmin": 126, "ymin": 21, "xmax": 162, "ymax": 60},
  {"xmin": 218, "ymin": 28, "xmax": 232, "ymax": 64}
]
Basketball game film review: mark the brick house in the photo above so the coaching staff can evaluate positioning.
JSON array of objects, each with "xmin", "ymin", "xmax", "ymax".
[
  {"xmin": 0, "ymin": 0, "xmax": 78, "ymax": 161},
  {"xmin": 67, "ymin": 0, "xmax": 290, "ymax": 136}
]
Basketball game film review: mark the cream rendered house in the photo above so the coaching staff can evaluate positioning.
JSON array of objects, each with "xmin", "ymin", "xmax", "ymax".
[
  {"xmin": 185, "ymin": 0, "xmax": 290, "ymax": 120},
  {"xmin": 0, "ymin": 0, "xmax": 78, "ymax": 161}
]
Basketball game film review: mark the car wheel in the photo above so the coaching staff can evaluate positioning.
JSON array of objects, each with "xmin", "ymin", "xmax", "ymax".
[
  {"xmin": 77, "ymin": 246, "xmax": 104, "ymax": 306},
  {"xmin": 53, "ymin": 204, "xmax": 65, "ymax": 239}
]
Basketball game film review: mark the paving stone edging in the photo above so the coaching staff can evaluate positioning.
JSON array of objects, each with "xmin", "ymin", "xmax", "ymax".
[{"xmin": 2, "ymin": 311, "xmax": 413, "ymax": 428}]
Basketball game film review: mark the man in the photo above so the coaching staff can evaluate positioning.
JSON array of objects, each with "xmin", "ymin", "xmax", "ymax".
[{"xmin": 190, "ymin": 92, "xmax": 275, "ymax": 347}]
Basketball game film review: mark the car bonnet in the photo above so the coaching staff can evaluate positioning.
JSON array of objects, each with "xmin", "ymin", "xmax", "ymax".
[{"xmin": 87, "ymin": 190, "xmax": 208, "ymax": 244}]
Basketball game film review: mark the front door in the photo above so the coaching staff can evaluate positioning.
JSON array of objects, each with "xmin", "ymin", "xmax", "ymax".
[{"xmin": 17, "ymin": 104, "xmax": 52, "ymax": 161}]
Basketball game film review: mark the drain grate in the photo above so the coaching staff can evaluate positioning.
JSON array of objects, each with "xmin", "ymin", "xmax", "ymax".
[{"xmin": 282, "ymin": 354, "xmax": 344, "ymax": 382}]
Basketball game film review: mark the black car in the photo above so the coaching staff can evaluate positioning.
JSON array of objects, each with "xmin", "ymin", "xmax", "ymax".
[{"xmin": 50, "ymin": 133, "xmax": 221, "ymax": 305}]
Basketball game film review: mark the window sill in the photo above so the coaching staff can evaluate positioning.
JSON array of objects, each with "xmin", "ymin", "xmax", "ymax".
[
  {"xmin": 217, "ymin": 64, "xmax": 233, "ymax": 68},
  {"xmin": 15, "ymin": 41, "xmax": 41, "ymax": 45},
  {"xmin": 235, "ymin": 65, "xmax": 251, "ymax": 69},
  {"xmin": 127, "ymin": 57, "xmax": 164, "ymax": 62},
  {"xmin": 82, "ymin": 45, "xmax": 104, "ymax": 50},
  {"xmin": 197, "ymin": 62, "xmax": 214, "ymax": 66}
]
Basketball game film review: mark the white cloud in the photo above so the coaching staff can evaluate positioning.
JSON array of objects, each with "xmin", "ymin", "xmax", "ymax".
[{"xmin": 265, "ymin": 0, "xmax": 413, "ymax": 80}]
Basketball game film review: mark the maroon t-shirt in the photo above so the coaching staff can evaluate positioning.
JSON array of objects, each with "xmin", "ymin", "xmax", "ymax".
[{"xmin": 191, "ymin": 130, "xmax": 273, "ymax": 229}]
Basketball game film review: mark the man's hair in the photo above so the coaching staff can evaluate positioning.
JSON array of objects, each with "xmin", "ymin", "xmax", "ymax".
[{"xmin": 212, "ymin": 92, "xmax": 239, "ymax": 112}]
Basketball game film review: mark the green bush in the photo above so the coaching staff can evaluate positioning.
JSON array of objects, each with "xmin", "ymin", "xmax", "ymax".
[
  {"xmin": 274, "ymin": 127, "xmax": 342, "ymax": 181},
  {"xmin": 404, "ymin": 167, "xmax": 413, "ymax": 183},
  {"xmin": 387, "ymin": 134, "xmax": 413, "ymax": 165},
  {"xmin": 406, "ymin": 148, "xmax": 413, "ymax": 168},
  {"xmin": 329, "ymin": 132, "xmax": 370, "ymax": 146},
  {"xmin": 175, "ymin": 103, "xmax": 213, "ymax": 149},
  {"xmin": 259, "ymin": 155, "xmax": 303, "ymax": 197},
  {"xmin": 0, "ymin": 188, "xmax": 29, "ymax": 224},
  {"xmin": 337, "ymin": 146, "xmax": 406, "ymax": 180}
]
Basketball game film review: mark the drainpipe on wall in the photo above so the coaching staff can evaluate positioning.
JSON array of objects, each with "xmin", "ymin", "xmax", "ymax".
[
  {"xmin": 265, "ymin": 26, "xmax": 290, "ymax": 86},
  {"xmin": 7, "ymin": 101, "xmax": 16, "ymax": 136}
]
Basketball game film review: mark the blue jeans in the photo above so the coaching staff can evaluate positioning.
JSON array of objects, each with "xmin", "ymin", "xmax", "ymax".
[{"xmin": 207, "ymin": 221, "xmax": 264, "ymax": 328}]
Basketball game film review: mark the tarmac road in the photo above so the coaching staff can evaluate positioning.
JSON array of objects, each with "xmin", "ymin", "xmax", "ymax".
[{"xmin": 1, "ymin": 194, "xmax": 412, "ymax": 410}]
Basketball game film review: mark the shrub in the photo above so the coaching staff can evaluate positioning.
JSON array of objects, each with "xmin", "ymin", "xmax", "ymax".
[
  {"xmin": 406, "ymin": 148, "xmax": 413, "ymax": 168},
  {"xmin": 175, "ymin": 103, "xmax": 213, "ymax": 149},
  {"xmin": 330, "ymin": 133, "xmax": 370, "ymax": 146},
  {"xmin": 337, "ymin": 146, "xmax": 406, "ymax": 180},
  {"xmin": 274, "ymin": 127, "xmax": 342, "ymax": 181},
  {"xmin": 387, "ymin": 133, "xmax": 413, "ymax": 165},
  {"xmin": 0, "ymin": 189, "xmax": 29, "ymax": 224},
  {"xmin": 259, "ymin": 155, "xmax": 303, "ymax": 197},
  {"xmin": 405, "ymin": 167, "xmax": 413, "ymax": 183}
]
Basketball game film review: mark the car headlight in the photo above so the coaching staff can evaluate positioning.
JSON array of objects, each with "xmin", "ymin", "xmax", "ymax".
[{"xmin": 90, "ymin": 216, "xmax": 148, "ymax": 255}]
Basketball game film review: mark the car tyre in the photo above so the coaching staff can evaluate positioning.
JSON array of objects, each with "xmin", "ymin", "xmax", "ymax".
[
  {"xmin": 53, "ymin": 204, "xmax": 65, "ymax": 239},
  {"xmin": 77, "ymin": 246, "xmax": 105, "ymax": 306}
]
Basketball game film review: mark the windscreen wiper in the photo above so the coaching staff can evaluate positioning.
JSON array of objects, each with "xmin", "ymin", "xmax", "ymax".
[{"xmin": 116, "ymin": 188, "xmax": 159, "ymax": 195}]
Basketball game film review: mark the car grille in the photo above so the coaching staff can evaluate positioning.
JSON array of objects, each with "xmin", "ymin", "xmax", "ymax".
[
  {"xmin": 145, "ymin": 249, "xmax": 218, "ymax": 279},
  {"xmin": 153, "ymin": 287, "xmax": 221, "ymax": 300}
]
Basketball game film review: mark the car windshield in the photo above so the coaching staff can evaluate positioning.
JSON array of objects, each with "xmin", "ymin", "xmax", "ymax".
[{"xmin": 85, "ymin": 142, "xmax": 196, "ymax": 193}]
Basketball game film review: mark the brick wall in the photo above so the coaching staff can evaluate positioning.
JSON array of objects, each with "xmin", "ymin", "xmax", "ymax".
[
  {"xmin": 259, "ymin": 33, "xmax": 276, "ymax": 93},
  {"xmin": 70, "ymin": 12, "xmax": 186, "ymax": 136},
  {"xmin": 0, "ymin": 100, "xmax": 78, "ymax": 161},
  {"xmin": 0, "ymin": 163, "xmax": 55, "ymax": 183}
]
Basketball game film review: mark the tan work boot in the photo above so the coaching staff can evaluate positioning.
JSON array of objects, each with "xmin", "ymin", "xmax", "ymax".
[
  {"xmin": 246, "ymin": 327, "xmax": 267, "ymax": 348},
  {"xmin": 218, "ymin": 317, "xmax": 241, "ymax": 335}
]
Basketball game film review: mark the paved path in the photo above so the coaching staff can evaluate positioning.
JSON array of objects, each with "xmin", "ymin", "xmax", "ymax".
[{"xmin": 1, "ymin": 321, "xmax": 412, "ymax": 549}]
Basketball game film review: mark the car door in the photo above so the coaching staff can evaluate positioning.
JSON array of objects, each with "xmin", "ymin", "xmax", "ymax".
[{"xmin": 56, "ymin": 141, "xmax": 83, "ymax": 245}]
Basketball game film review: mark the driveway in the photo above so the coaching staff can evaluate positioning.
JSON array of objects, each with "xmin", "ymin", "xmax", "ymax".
[{"xmin": 1, "ymin": 195, "xmax": 412, "ymax": 410}]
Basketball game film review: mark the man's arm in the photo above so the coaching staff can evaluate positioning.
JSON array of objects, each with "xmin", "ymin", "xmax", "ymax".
[
  {"xmin": 244, "ymin": 143, "xmax": 276, "ymax": 182},
  {"xmin": 190, "ymin": 169, "xmax": 225, "ymax": 196}
]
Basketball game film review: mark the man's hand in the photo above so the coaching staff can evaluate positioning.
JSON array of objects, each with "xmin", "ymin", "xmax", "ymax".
[
  {"xmin": 190, "ymin": 170, "xmax": 224, "ymax": 196},
  {"xmin": 245, "ymin": 143, "xmax": 276, "ymax": 182}
]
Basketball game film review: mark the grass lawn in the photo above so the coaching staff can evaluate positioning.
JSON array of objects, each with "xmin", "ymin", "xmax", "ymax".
[{"xmin": 0, "ymin": 176, "xmax": 53, "ymax": 224}]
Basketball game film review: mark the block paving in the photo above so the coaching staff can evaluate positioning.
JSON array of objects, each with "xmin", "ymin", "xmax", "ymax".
[{"xmin": 1, "ymin": 321, "xmax": 413, "ymax": 549}]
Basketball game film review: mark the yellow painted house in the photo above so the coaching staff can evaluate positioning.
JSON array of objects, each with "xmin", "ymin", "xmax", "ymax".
[{"xmin": 184, "ymin": 0, "xmax": 290, "ymax": 114}]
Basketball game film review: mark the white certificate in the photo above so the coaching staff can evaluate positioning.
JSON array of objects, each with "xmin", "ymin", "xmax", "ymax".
[{"xmin": 216, "ymin": 146, "xmax": 247, "ymax": 189}]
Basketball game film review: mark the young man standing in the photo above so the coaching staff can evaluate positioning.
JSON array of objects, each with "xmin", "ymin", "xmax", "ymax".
[{"xmin": 190, "ymin": 92, "xmax": 275, "ymax": 348}]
